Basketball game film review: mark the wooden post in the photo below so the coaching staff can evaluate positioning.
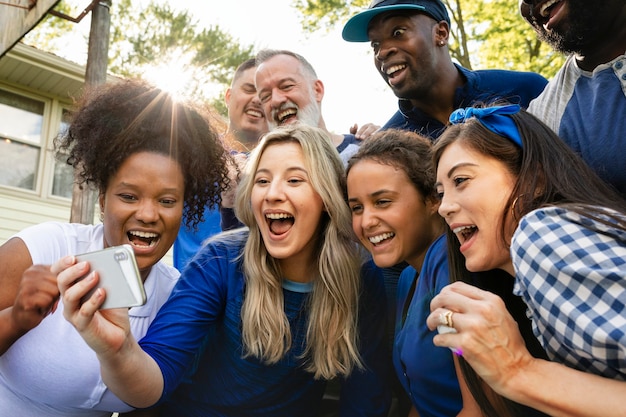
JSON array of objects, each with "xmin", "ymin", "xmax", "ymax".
[{"xmin": 70, "ymin": 0, "xmax": 111, "ymax": 224}]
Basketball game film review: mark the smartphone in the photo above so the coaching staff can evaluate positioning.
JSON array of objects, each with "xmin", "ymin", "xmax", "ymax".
[{"xmin": 76, "ymin": 244, "xmax": 146, "ymax": 309}]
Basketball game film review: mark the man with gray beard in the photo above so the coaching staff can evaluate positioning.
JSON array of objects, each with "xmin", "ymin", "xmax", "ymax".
[
  {"xmin": 520, "ymin": 0, "xmax": 626, "ymax": 198},
  {"xmin": 254, "ymin": 49, "xmax": 377, "ymax": 166}
]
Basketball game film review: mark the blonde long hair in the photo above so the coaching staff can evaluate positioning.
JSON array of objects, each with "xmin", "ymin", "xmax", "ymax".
[{"xmin": 235, "ymin": 124, "xmax": 363, "ymax": 379}]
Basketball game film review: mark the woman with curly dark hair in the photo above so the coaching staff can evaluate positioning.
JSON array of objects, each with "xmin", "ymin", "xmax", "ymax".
[{"xmin": 0, "ymin": 78, "xmax": 230, "ymax": 416}]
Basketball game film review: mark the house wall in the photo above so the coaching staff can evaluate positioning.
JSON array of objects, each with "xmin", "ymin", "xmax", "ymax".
[{"xmin": 0, "ymin": 43, "xmax": 173, "ymax": 264}]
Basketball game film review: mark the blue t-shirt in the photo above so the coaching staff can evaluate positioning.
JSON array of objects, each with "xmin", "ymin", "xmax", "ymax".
[
  {"xmin": 382, "ymin": 64, "xmax": 548, "ymax": 138},
  {"xmin": 393, "ymin": 235, "xmax": 462, "ymax": 417},
  {"xmin": 528, "ymin": 53, "xmax": 626, "ymax": 198},
  {"xmin": 140, "ymin": 230, "xmax": 391, "ymax": 417},
  {"xmin": 173, "ymin": 205, "xmax": 221, "ymax": 271}
]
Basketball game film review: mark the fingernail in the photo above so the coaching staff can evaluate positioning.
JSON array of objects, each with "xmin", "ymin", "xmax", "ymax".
[{"xmin": 451, "ymin": 347, "xmax": 463, "ymax": 356}]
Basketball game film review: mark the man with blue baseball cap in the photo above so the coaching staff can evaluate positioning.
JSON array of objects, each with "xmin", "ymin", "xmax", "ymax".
[
  {"xmin": 342, "ymin": 0, "xmax": 547, "ymax": 137},
  {"xmin": 343, "ymin": 0, "xmax": 451, "ymax": 42},
  {"xmin": 342, "ymin": 2, "xmax": 549, "ymax": 417}
]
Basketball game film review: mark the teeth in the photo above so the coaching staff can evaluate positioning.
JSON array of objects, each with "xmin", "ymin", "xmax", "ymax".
[
  {"xmin": 385, "ymin": 64, "xmax": 406, "ymax": 75},
  {"xmin": 266, "ymin": 213, "xmax": 293, "ymax": 220},
  {"xmin": 129, "ymin": 230, "xmax": 158, "ymax": 238},
  {"xmin": 540, "ymin": 0, "xmax": 560, "ymax": 17},
  {"xmin": 369, "ymin": 232, "xmax": 394, "ymax": 244},
  {"xmin": 246, "ymin": 109, "xmax": 263, "ymax": 118},
  {"xmin": 452, "ymin": 225, "xmax": 476, "ymax": 234},
  {"xmin": 277, "ymin": 108, "xmax": 297, "ymax": 123}
]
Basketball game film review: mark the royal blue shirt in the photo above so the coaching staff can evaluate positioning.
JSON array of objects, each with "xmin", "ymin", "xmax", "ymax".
[
  {"xmin": 140, "ymin": 230, "xmax": 391, "ymax": 417},
  {"xmin": 393, "ymin": 235, "xmax": 462, "ymax": 417},
  {"xmin": 173, "ymin": 205, "xmax": 222, "ymax": 271},
  {"xmin": 382, "ymin": 64, "xmax": 548, "ymax": 138}
]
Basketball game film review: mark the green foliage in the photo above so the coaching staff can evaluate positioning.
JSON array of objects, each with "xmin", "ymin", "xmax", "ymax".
[
  {"xmin": 294, "ymin": 0, "xmax": 369, "ymax": 32},
  {"xmin": 294, "ymin": 0, "xmax": 564, "ymax": 79},
  {"xmin": 24, "ymin": 0, "xmax": 255, "ymax": 117},
  {"xmin": 458, "ymin": 0, "xmax": 564, "ymax": 77},
  {"xmin": 22, "ymin": 1, "xmax": 81, "ymax": 52},
  {"xmin": 109, "ymin": 0, "xmax": 254, "ymax": 114}
]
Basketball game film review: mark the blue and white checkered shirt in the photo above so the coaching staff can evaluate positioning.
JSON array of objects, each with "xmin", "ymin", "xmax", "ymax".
[{"xmin": 512, "ymin": 206, "xmax": 626, "ymax": 380}]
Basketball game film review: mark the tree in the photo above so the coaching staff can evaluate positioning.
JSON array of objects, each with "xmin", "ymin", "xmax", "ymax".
[
  {"xmin": 293, "ymin": 0, "xmax": 564, "ymax": 78},
  {"xmin": 23, "ymin": 0, "xmax": 255, "ymax": 116}
]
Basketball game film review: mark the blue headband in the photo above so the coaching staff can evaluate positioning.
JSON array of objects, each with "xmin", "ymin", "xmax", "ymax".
[{"xmin": 449, "ymin": 104, "xmax": 523, "ymax": 148}]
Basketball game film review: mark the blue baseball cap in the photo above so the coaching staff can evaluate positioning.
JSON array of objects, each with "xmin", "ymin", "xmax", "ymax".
[{"xmin": 342, "ymin": 0, "xmax": 451, "ymax": 42}]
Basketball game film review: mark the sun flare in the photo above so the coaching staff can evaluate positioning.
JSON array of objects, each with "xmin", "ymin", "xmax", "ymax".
[{"xmin": 142, "ymin": 49, "xmax": 197, "ymax": 101}]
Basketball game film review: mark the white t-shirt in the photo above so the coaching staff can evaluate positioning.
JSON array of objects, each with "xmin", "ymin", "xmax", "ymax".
[{"xmin": 0, "ymin": 222, "xmax": 179, "ymax": 416}]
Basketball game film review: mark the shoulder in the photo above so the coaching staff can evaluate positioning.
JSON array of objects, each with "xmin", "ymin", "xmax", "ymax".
[
  {"xmin": 15, "ymin": 221, "xmax": 97, "ymax": 240},
  {"xmin": 188, "ymin": 228, "xmax": 248, "ymax": 273},
  {"xmin": 420, "ymin": 235, "xmax": 450, "ymax": 288},
  {"xmin": 470, "ymin": 67, "xmax": 547, "ymax": 86},
  {"xmin": 149, "ymin": 260, "xmax": 180, "ymax": 286},
  {"xmin": 463, "ymin": 65, "xmax": 548, "ymax": 106},
  {"xmin": 513, "ymin": 206, "xmax": 626, "ymax": 264},
  {"xmin": 397, "ymin": 264, "xmax": 418, "ymax": 300},
  {"xmin": 203, "ymin": 228, "xmax": 248, "ymax": 255},
  {"xmin": 14, "ymin": 222, "xmax": 103, "ymax": 263},
  {"xmin": 423, "ymin": 234, "xmax": 448, "ymax": 265},
  {"xmin": 139, "ymin": 260, "xmax": 181, "ymax": 310}
]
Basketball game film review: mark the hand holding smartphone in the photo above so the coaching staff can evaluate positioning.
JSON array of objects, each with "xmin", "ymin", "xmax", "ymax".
[{"xmin": 76, "ymin": 245, "xmax": 146, "ymax": 309}]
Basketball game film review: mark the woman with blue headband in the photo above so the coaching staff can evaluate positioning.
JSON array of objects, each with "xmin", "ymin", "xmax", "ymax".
[{"xmin": 427, "ymin": 104, "xmax": 626, "ymax": 417}]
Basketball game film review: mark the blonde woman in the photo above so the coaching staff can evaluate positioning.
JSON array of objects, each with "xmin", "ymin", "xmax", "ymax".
[{"xmin": 57, "ymin": 124, "xmax": 391, "ymax": 417}]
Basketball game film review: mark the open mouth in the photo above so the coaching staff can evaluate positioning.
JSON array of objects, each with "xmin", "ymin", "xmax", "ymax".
[
  {"xmin": 245, "ymin": 108, "xmax": 264, "ymax": 118},
  {"xmin": 276, "ymin": 108, "xmax": 298, "ymax": 125},
  {"xmin": 381, "ymin": 63, "xmax": 407, "ymax": 84},
  {"xmin": 452, "ymin": 225, "xmax": 477, "ymax": 245},
  {"xmin": 368, "ymin": 232, "xmax": 395, "ymax": 246},
  {"xmin": 266, "ymin": 213, "xmax": 295, "ymax": 235},
  {"xmin": 384, "ymin": 64, "xmax": 406, "ymax": 77},
  {"xmin": 128, "ymin": 230, "xmax": 159, "ymax": 248}
]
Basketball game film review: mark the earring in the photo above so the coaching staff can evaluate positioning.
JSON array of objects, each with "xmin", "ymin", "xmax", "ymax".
[{"xmin": 439, "ymin": 41, "xmax": 445, "ymax": 46}]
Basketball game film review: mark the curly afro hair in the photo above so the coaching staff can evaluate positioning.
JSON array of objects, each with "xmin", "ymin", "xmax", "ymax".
[{"xmin": 55, "ymin": 78, "xmax": 231, "ymax": 229}]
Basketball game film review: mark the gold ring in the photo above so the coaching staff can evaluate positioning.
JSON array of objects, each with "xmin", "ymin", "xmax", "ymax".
[{"xmin": 443, "ymin": 310, "xmax": 454, "ymax": 328}]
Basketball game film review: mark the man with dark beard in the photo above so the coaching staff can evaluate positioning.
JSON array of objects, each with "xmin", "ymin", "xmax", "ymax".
[{"xmin": 520, "ymin": 0, "xmax": 626, "ymax": 198}]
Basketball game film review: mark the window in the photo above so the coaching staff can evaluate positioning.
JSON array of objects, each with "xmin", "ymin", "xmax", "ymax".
[
  {"xmin": 0, "ymin": 90, "xmax": 44, "ymax": 191},
  {"xmin": 51, "ymin": 109, "xmax": 75, "ymax": 198}
]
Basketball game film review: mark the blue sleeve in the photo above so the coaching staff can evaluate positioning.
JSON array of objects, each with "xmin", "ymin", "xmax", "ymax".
[
  {"xmin": 468, "ymin": 68, "xmax": 548, "ymax": 109},
  {"xmin": 339, "ymin": 260, "xmax": 392, "ymax": 417},
  {"xmin": 173, "ymin": 206, "xmax": 222, "ymax": 270},
  {"xmin": 139, "ymin": 236, "xmax": 238, "ymax": 401}
]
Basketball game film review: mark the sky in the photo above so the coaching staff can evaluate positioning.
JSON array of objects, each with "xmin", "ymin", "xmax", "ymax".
[
  {"xmin": 165, "ymin": 0, "xmax": 399, "ymax": 133},
  {"xmin": 62, "ymin": 0, "xmax": 399, "ymax": 134}
]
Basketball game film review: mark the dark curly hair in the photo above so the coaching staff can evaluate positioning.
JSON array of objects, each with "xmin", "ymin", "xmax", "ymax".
[
  {"xmin": 55, "ymin": 78, "xmax": 231, "ymax": 229},
  {"xmin": 346, "ymin": 128, "xmax": 438, "ymax": 203}
]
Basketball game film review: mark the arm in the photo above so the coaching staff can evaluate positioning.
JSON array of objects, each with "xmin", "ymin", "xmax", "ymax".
[
  {"xmin": 55, "ymin": 256, "xmax": 164, "ymax": 407},
  {"xmin": 428, "ymin": 282, "xmax": 626, "ymax": 417},
  {"xmin": 0, "ymin": 238, "xmax": 59, "ymax": 354}
]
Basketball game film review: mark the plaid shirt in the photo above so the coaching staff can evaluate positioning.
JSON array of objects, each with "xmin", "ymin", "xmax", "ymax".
[{"xmin": 512, "ymin": 206, "xmax": 626, "ymax": 380}]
